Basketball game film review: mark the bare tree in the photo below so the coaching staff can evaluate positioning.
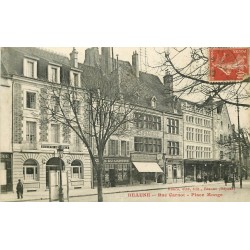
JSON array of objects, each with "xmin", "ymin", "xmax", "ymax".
[
  {"xmin": 153, "ymin": 48, "xmax": 250, "ymax": 108},
  {"xmin": 40, "ymin": 66, "xmax": 139, "ymax": 201}
]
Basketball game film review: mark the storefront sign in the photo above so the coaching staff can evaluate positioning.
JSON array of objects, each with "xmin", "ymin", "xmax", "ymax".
[
  {"xmin": 95, "ymin": 157, "xmax": 130, "ymax": 164},
  {"xmin": 0, "ymin": 153, "xmax": 11, "ymax": 160},
  {"xmin": 131, "ymin": 153, "xmax": 157, "ymax": 162}
]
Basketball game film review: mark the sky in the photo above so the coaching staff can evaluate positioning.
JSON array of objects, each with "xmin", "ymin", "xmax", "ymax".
[{"xmin": 48, "ymin": 47, "xmax": 249, "ymax": 130}]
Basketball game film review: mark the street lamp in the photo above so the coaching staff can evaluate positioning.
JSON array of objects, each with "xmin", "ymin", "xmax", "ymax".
[
  {"xmin": 162, "ymin": 153, "xmax": 166, "ymax": 184},
  {"xmin": 236, "ymin": 95, "xmax": 243, "ymax": 188},
  {"xmin": 57, "ymin": 145, "xmax": 64, "ymax": 202}
]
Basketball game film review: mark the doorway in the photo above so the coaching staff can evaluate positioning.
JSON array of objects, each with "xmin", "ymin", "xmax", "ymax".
[{"xmin": 46, "ymin": 157, "xmax": 65, "ymax": 188}]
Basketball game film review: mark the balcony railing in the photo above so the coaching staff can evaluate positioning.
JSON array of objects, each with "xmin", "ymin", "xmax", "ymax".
[
  {"xmin": 70, "ymin": 144, "xmax": 84, "ymax": 152},
  {"xmin": 21, "ymin": 141, "xmax": 38, "ymax": 150}
]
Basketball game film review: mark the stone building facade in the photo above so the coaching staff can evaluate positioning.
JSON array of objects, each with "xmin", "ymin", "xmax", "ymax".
[
  {"xmin": 1, "ymin": 47, "xmax": 92, "ymax": 192},
  {"xmin": 1, "ymin": 47, "xmax": 238, "ymax": 194}
]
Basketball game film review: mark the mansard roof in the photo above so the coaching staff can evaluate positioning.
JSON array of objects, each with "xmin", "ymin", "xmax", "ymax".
[
  {"xmin": 1, "ymin": 47, "xmax": 72, "ymax": 83},
  {"xmin": 1, "ymin": 47, "xmax": 182, "ymax": 115}
]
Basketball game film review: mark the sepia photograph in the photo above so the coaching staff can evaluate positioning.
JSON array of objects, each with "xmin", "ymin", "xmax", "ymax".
[
  {"xmin": 1, "ymin": 46, "xmax": 249, "ymax": 202},
  {"xmin": 1, "ymin": 2, "xmax": 250, "ymax": 250}
]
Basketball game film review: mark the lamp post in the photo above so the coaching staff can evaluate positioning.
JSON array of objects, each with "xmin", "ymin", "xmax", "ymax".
[
  {"xmin": 162, "ymin": 153, "xmax": 166, "ymax": 184},
  {"xmin": 57, "ymin": 145, "xmax": 64, "ymax": 202},
  {"xmin": 236, "ymin": 95, "xmax": 243, "ymax": 188}
]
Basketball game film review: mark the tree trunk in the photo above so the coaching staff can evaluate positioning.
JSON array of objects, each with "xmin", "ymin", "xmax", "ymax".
[{"xmin": 97, "ymin": 166, "xmax": 103, "ymax": 202}]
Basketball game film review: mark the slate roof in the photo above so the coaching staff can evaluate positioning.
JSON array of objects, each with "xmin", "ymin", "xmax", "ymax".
[{"xmin": 1, "ymin": 47, "xmax": 182, "ymax": 115}]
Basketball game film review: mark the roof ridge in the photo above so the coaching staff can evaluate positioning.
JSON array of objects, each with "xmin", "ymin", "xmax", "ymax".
[{"xmin": 37, "ymin": 47, "xmax": 69, "ymax": 58}]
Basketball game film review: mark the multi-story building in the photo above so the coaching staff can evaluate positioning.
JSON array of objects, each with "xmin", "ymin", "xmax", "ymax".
[
  {"xmin": 1, "ymin": 47, "xmax": 92, "ymax": 192},
  {"xmin": 0, "ymin": 49, "xmax": 13, "ymax": 192},
  {"xmin": 180, "ymin": 100, "xmax": 214, "ymax": 182},
  {"xmin": 84, "ymin": 48, "xmax": 184, "ymax": 185},
  {"xmin": 179, "ymin": 96, "xmax": 235, "ymax": 182},
  {"xmin": 213, "ymin": 101, "xmax": 234, "ymax": 177},
  {"xmin": 1, "ymin": 47, "xmax": 239, "ymax": 194}
]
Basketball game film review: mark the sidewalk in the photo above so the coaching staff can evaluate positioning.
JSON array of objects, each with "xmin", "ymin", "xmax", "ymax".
[{"xmin": 0, "ymin": 180, "xmax": 226, "ymax": 202}]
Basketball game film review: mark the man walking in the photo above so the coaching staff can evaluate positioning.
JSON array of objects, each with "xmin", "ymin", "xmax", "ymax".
[{"xmin": 16, "ymin": 179, "xmax": 23, "ymax": 199}]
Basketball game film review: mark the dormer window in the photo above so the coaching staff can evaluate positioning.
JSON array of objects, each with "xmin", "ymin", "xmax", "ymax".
[
  {"xmin": 48, "ymin": 63, "xmax": 61, "ymax": 83},
  {"xmin": 23, "ymin": 57, "xmax": 38, "ymax": 78},
  {"xmin": 151, "ymin": 96, "xmax": 157, "ymax": 108},
  {"xmin": 70, "ymin": 70, "xmax": 81, "ymax": 87}
]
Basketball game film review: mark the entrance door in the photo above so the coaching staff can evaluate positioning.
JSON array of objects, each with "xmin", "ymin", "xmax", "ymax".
[
  {"xmin": 109, "ymin": 169, "xmax": 116, "ymax": 187},
  {"xmin": 46, "ymin": 157, "xmax": 65, "ymax": 188}
]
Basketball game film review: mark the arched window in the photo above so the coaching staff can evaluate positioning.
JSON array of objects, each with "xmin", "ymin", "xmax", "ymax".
[
  {"xmin": 23, "ymin": 159, "xmax": 38, "ymax": 181},
  {"xmin": 71, "ymin": 160, "xmax": 83, "ymax": 179}
]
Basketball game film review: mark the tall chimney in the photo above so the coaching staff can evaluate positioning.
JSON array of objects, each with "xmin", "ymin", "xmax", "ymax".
[
  {"xmin": 132, "ymin": 51, "xmax": 139, "ymax": 78},
  {"xmin": 70, "ymin": 47, "xmax": 78, "ymax": 68},
  {"xmin": 163, "ymin": 70, "xmax": 173, "ymax": 96},
  {"xmin": 101, "ymin": 47, "xmax": 111, "ymax": 74},
  {"xmin": 84, "ymin": 47, "xmax": 100, "ymax": 67}
]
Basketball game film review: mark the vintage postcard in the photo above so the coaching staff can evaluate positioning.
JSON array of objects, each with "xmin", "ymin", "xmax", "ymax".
[{"xmin": 0, "ymin": 47, "xmax": 249, "ymax": 202}]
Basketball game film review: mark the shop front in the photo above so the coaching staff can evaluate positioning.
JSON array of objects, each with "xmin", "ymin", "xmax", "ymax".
[
  {"xmin": 130, "ymin": 153, "xmax": 163, "ymax": 185},
  {"xmin": 0, "ymin": 153, "xmax": 12, "ymax": 193},
  {"xmin": 94, "ymin": 157, "xmax": 131, "ymax": 187},
  {"xmin": 184, "ymin": 159, "xmax": 232, "ymax": 182},
  {"xmin": 165, "ymin": 158, "xmax": 183, "ymax": 184}
]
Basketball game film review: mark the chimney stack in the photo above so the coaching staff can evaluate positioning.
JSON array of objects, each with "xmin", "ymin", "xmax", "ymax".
[
  {"xmin": 101, "ymin": 47, "xmax": 111, "ymax": 74},
  {"xmin": 132, "ymin": 51, "xmax": 139, "ymax": 78},
  {"xmin": 84, "ymin": 47, "xmax": 100, "ymax": 67},
  {"xmin": 163, "ymin": 70, "xmax": 173, "ymax": 96},
  {"xmin": 70, "ymin": 47, "xmax": 78, "ymax": 68}
]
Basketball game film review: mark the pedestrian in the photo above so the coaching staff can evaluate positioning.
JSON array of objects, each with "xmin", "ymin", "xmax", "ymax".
[
  {"xmin": 203, "ymin": 172, "xmax": 207, "ymax": 184},
  {"xmin": 231, "ymin": 173, "xmax": 235, "ymax": 190},
  {"xmin": 224, "ymin": 173, "xmax": 228, "ymax": 186},
  {"xmin": 16, "ymin": 179, "xmax": 23, "ymax": 199}
]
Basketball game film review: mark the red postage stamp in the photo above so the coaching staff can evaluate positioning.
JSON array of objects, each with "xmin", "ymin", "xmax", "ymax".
[{"xmin": 209, "ymin": 48, "xmax": 249, "ymax": 82}]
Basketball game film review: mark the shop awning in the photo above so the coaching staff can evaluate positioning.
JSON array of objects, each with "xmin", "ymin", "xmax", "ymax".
[{"xmin": 132, "ymin": 162, "xmax": 163, "ymax": 173}]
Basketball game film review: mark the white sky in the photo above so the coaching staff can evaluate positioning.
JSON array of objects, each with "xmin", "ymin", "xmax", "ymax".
[{"xmin": 49, "ymin": 47, "xmax": 249, "ymax": 129}]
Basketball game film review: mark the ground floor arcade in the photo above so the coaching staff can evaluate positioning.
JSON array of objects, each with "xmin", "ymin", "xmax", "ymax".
[
  {"xmin": 0, "ymin": 151, "xmax": 92, "ymax": 193},
  {"xmin": 184, "ymin": 159, "xmax": 233, "ymax": 182}
]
